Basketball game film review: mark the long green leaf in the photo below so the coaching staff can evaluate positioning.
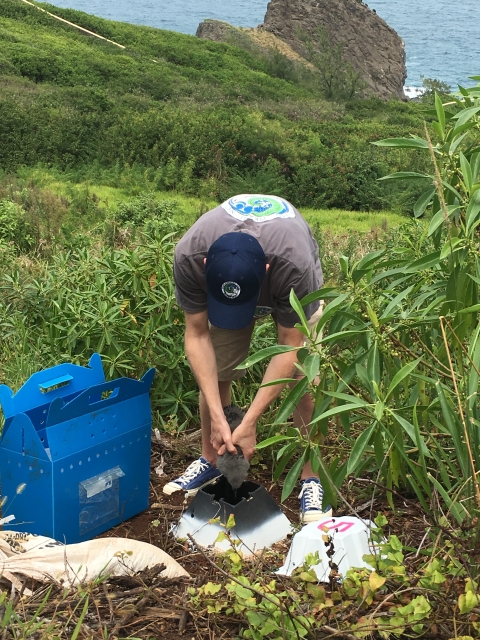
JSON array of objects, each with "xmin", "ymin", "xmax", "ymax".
[
  {"xmin": 309, "ymin": 402, "xmax": 368, "ymax": 426},
  {"xmin": 414, "ymin": 188, "xmax": 436, "ymax": 218},
  {"xmin": 237, "ymin": 345, "xmax": 298, "ymax": 369},
  {"xmin": 465, "ymin": 189, "xmax": 480, "ymax": 234},
  {"xmin": 390, "ymin": 410, "xmax": 430, "ymax": 457},
  {"xmin": 300, "ymin": 288, "xmax": 339, "ymax": 306},
  {"xmin": 460, "ymin": 152, "xmax": 473, "ymax": 194},
  {"xmin": 427, "ymin": 205, "xmax": 460, "ymax": 237},
  {"xmin": 452, "ymin": 105, "xmax": 480, "ymax": 129},
  {"xmin": 256, "ymin": 435, "xmax": 294, "ymax": 450},
  {"xmin": 435, "ymin": 93, "xmax": 446, "ymax": 138},
  {"xmin": 404, "ymin": 251, "xmax": 441, "ymax": 273},
  {"xmin": 323, "ymin": 390, "xmax": 369, "ymax": 406},
  {"xmin": 435, "ymin": 382, "xmax": 469, "ymax": 476},
  {"xmin": 273, "ymin": 442, "xmax": 297, "ymax": 481},
  {"xmin": 71, "ymin": 597, "xmax": 90, "ymax": 640},
  {"xmin": 281, "ymin": 451, "xmax": 306, "ymax": 501},
  {"xmin": 386, "ymin": 358, "xmax": 422, "ymax": 399},
  {"xmin": 289, "ymin": 289, "xmax": 308, "ymax": 330},
  {"xmin": 274, "ymin": 377, "xmax": 309, "ymax": 424},
  {"xmin": 347, "ymin": 423, "xmax": 375, "ymax": 474},
  {"xmin": 372, "ymin": 138, "xmax": 429, "ymax": 149},
  {"xmin": 378, "ymin": 171, "xmax": 431, "ymax": 181},
  {"xmin": 428, "ymin": 474, "xmax": 467, "ymax": 524}
]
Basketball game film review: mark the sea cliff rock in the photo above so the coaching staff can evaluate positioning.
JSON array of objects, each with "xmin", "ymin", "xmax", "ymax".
[
  {"xmin": 263, "ymin": 0, "xmax": 406, "ymax": 99},
  {"xmin": 196, "ymin": 1, "xmax": 406, "ymax": 100},
  {"xmin": 196, "ymin": 19, "xmax": 238, "ymax": 42}
]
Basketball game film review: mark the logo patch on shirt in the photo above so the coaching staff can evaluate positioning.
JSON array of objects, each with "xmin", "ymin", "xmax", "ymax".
[
  {"xmin": 254, "ymin": 306, "xmax": 273, "ymax": 319},
  {"xmin": 222, "ymin": 281, "xmax": 241, "ymax": 299},
  {"xmin": 223, "ymin": 195, "xmax": 295, "ymax": 222}
]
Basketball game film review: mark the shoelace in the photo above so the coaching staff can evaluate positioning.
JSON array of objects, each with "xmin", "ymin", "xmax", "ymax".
[
  {"xmin": 299, "ymin": 481, "xmax": 323, "ymax": 510},
  {"xmin": 180, "ymin": 458, "xmax": 209, "ymax": 483}
]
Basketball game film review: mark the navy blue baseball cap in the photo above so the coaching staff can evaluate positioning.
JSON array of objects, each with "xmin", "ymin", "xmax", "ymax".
[{"xmin": 205, "ymin": 232, "xmax": 267, "ymax": 330}]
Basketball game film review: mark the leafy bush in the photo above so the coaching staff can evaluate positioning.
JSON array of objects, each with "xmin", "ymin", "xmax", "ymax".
[
  {"xmin": 0, "ymin": 214, "xmax": 197, "ymax": 419},
  {"xmin": 113, "ymin": 194, "xmax": 181, "ymax": 227},
  {"xmin": 0, "ymin": 0, "xmax": 431, "ymax": 212},
  {"xmin": 0, "ymin": 199, "xmax": 33, "ymax": 252},
  {"xmin": 250, "ymin": 80, "xmax": 480, "ymax": 531}
]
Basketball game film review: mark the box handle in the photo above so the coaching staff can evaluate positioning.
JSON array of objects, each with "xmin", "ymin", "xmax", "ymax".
[
  {"xmin": 88, "ymin": 387, "xmax": 120, "ymax": 405},
  {"xmin": 38, "ymin": 374, "xmax": 73, "ymax": 394}
]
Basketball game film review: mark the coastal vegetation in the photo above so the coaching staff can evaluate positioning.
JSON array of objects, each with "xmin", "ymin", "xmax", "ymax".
[
  {"xmin": 0, "ymin": 0, "xmax": 429, "ymax": 213},
  {"xmin": 1, "ymin": 0, "xmax": 480, "ymax": 638}
]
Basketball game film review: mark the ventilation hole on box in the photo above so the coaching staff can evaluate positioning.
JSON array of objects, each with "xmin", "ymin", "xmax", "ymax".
[
  {"xmin": 129, "ymin": 441, "xmax": 132, "ymax": 445},
  {"xmin": 91, "ymin": 434, "xmax": 94, "ymax": 438},
  {"xmin": 7, "ymin": 460, "xmax": 10, "ymax": 464},
  {"xmin": 102, "ymin": 429, "xmax": 106, "ymax": 434},
  {"xmin": 18, "ymin": 463, "xmax": 21, "ymax": 467},
  {"xmin": 40, "ymin": 420, "xmax": 44, "ymax": 425},
  {"xmin": 137, "ymin": 437, "xmax": 140, "ymax": 442},
  {"xmin": 96, "ymin": 453, "xmax": 100, "ymax": 458},
  {"xmin": 113, "ymin": 446, "xmax": 116, "ymax": 451},
  {"xmin": 101, "ymin": 417, "xmax": 104, "ymax": 422},
  {"xmin": 29, "ymin": 466, "xmax": 32, "ymax": 471},
  {"xmin": 87, "ymin": 457, "xmax": 91, "ymax": 462},
  {"xmin": 144, "ymin": 434, "xmax": 147, "ymax": 438},
  {"xmin": 191, "ymin": 511, "xmax": 195, "ymax": 518},
  {"xmin": 121, "ymin": 444, "xmax": 124, "ymax": 448},
  {"xmin": 61, "ymin": 468, "xmax": 64, "ymax": 473},
  {"xmin": 105, "ymin": 450, "xmax": 108, "ymax": 455},
  {"xmin": 89, "ymin": 421, "xmax": 92, "ymax": 425},
  {"xmin": 43, "ymin": 409, "xmax": 47, "ymax": 414},
  {"xmin": 40, "ymin": 469, "xmax": 44, "ymax": 474},
  {"xmin": 79, "ymin": 461, "xmax": 82, "ymax": 466},
  {"xmin": 70, "ymin": 464, "xmax": 73, "ymax": 469}
]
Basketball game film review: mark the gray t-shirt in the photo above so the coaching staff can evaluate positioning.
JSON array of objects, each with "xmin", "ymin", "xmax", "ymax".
[{"xmin": 174, "ymin": 195, "xmax": 323, "ymax": 327}]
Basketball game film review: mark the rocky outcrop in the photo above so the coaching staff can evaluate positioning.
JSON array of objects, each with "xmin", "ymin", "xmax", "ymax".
[
  {"xmin": 196, "ymin": 20, "xmax": 238, "ymax": 43},
  {"xmin": 196, "ymin": 19, "xmax": 310, "ymax": 67},
  {"xmin": 263, "ymin": 0, "xmax": 406, "ymax": 99},
  {"xmin": 196, "ymin": 1, "xmax": 406, "ymax": 100}
]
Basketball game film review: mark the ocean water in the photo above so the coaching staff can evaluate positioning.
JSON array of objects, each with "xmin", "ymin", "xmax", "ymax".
[{"xmin": 48, "ymin": 0, "xmax": 479, "ymax": 89}]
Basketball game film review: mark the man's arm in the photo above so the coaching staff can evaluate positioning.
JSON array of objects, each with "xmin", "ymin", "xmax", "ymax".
[
  {"xmin": 220, "ymin": 324, "xmax": 305, "ymax": 459},
  {"xmin": 184, "ymin": 311, "xmax": 236, "ymax": 454}
]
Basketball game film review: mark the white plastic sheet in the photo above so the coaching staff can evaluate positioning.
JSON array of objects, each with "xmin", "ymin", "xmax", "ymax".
[{"xmin": 0, "ymin": 532, "xmax": 189, "ymax": 586}]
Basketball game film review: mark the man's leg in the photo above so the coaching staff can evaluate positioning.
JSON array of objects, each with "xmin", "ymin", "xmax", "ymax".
[
  {"xmin": 200, "ymin": 380, "xmax": 232, "ymax": 465},
  {"xmin": 163, "ymin": 322, "xmax": 253, "ymax": 495}
]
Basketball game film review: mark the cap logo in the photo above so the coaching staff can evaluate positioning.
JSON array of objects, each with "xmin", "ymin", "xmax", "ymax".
[
  {"xmin": 222, "ymin": 281, "xmax": 241, "ymax": 299},
  {"xmin": 222, "ymin": 194, "xmax": 295, "ymax": 222}
]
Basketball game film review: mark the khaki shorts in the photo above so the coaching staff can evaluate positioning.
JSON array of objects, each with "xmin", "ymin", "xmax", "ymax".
[{"xmin": 210, "ymin": 304, "xmax": 324, "ymax": 382}]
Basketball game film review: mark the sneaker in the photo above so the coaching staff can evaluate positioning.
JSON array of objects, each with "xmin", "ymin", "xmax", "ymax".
[
  {"xmin": 299, "ymin": 478, "xmax": 333, "ymax": 523},
  {"xmin": 163, "ymin": 457, "xmax": 221, "ymax": 496}
]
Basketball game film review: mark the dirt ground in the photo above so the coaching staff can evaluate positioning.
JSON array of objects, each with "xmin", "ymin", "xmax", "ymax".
[{"xmin": 89, "ymin": 435, "xmax": 429, "ymax": 639}]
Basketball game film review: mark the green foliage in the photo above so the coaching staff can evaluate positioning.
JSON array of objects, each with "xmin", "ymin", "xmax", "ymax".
[
  {"xmin": 188, "ymin": 513, "xmax": 480, "ymax": 638},
  {"xmin": 248, "ymin": 78, "xmax": 480, "ymax": 533},
  {"xmin": 0, "ymin": 0, "xmax": 430, "ymax": 212},
  {"xmin": 299, "ymin": 26, "xmax": 367, "ymax": 101},
  {"xmin": 0, "ymin": 199, "xmax": 33, "ymax": 252},
  {"xmin": 0, "ymin": 210, "xmax": 198, "ymax": 421}
]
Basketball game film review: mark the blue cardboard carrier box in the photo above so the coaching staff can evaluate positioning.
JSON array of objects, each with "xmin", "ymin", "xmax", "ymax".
[{"xmin": 0, "ymin": 354, "xmax": 155, "ymax": 543}]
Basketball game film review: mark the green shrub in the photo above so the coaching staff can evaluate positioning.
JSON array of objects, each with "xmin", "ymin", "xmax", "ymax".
[{"xmin": 0, "ymin": 199, "xmax": 33, "ymax": 251}]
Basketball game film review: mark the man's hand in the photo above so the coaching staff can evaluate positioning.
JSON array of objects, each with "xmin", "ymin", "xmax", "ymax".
[
  {"xmin": 222, "ymin": 420, "xmax": 257, "ymax": 460},
  {"xmin": 210, "ymin": 415, "xmax": 237, "ymax": 455}
]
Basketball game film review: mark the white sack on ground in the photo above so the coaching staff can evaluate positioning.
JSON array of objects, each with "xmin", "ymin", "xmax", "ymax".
[{"xmin": 0, "ymin": 535, "xmax": 189, "ymax": 585}]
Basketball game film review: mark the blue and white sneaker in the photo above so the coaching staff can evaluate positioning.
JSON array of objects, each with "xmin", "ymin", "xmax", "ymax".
[
  {"xmin": 299, "ymin": 478, "xmax": 333, "ymax": 523},
  {"xmin": 163, "ymin": 457, "xmax": 221, "ymax": 496}
]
